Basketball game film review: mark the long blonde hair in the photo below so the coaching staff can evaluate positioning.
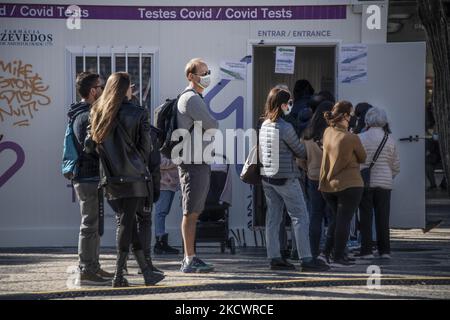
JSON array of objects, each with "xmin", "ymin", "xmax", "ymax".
[{"xmin": 89, "ymin": 72, "xmax": 130, "ymax": 143}]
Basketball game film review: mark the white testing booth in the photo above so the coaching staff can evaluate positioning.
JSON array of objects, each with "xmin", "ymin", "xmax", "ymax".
[{"xmin": 0, "ymin": 0, "xmax": 425, "ymax": 247}]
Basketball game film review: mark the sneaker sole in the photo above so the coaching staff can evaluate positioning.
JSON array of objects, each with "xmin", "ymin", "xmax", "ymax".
[
  {"xmin": 181, "ymin": 268, "xmax": 215, "ymax": 273},
  {"xmin": 138, "ymin": 271, "xmax": 165, "ymax": 275},
  {"xmin": 78, "ymin": 279, "xmax": 112, "ymax": 286},
  {"xmin": 330, "ymin": 263, "xmax": 355, "ymax": 268},
  {"xmin": 145, "ymin": 275, "xmax": 165, "ymax": 286},
  {"xmin": 270, "ymin": 265, "xmax": 297, "ymax": 271},
  {"xmin": 359, "ymin": 256, "xmax": 375, "ymax": 260},
  {"xmin": 316, "ymin": 256, "xmax": 330, "ymax": 264},
  {"xmin": 300, "ymin": 264, "xmax": 331, "ymax": 272}
]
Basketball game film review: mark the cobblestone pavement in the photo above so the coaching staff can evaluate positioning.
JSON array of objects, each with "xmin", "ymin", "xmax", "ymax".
[{"xmin": 0, "ymin": 202, "xmax": 449, "ymax": 300}]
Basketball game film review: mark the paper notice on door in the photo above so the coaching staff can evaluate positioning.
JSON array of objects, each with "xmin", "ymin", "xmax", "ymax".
[
  {"xmin": 220, "ymin": 61, "xmax": 247, "ymax": 80},
  {"xmin": 275, "ymin": 46, "xmax": 296, "ymax": 74},
  {"xmin": 339, "ymin": 44, "xmax": 368, "ymax": 84}
]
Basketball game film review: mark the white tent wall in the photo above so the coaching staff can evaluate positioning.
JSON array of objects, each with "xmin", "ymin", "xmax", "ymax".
[{"xmin": 1, "ymin": 0, "xmax": 424, "ymax": 248}]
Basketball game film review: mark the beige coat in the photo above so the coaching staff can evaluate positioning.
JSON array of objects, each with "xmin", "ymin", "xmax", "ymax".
[
  {"xmin": 319, "ymin": 125, "xmax": 367, "ymax": 193},
  {"xmin": 358, "ymin": 127, "xmax": 400, "ymax": 190}
]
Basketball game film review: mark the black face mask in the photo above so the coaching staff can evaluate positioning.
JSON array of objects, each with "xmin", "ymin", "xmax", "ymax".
[{"xmin": 349, "ymin": 115, "xmax": 357, "ymax": 130}]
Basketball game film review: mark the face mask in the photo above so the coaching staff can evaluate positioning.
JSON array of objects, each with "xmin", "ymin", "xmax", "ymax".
[
  {"xmin": 282, "ymin": 101, "xmax": 293, "ymax": 116},
  {"xmin": 197, "ymin": 74, "xmax": 211, "ymax": 89}
]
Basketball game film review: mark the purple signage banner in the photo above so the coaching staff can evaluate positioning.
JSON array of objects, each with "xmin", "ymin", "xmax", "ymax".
[{"xmin": 0, "ymin": 3, "xmax": 346, "ymax": 21}]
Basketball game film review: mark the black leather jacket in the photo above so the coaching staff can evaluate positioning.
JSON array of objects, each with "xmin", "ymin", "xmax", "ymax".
[{"xmin": 96, "ymin": 100, "xmax": 152, "ymax": 200}]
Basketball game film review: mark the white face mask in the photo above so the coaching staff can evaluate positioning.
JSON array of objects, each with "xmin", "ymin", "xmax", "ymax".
[
  {"xmin": 197, "ymin": 74, "xmax": 211, "ymax": 89},
  {"xmin": 282, "ymin": 101, "xmax": 293, "ymax": 116}
]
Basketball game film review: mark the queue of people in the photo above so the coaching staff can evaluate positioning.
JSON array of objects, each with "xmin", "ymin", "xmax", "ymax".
[
  {"xmin": 64, "ymin": 63, "xmax": 400, "ymax": 287},
  {"xmin": 258, "ymin": 82, "xmax": 401, "ymax": 269}
]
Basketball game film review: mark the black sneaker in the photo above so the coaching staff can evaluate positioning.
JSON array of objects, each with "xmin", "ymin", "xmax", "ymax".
[
  {"xmin": 300, "ymin": 258, "xmax": 330, "ymax": 272},
  {"xmin": 77, "ymin": 271, "xmax": 111, "ymax": 286},
  {"xmin": 280, "ymin": 249, "xmax": 291, "ymax": 260},
  {"xmin": 270, "ymin": 258, "xmax": 296, "ymax": 271},
  {"xmin": 96, "ymin": 268, "xmax": 114, "ymax": 279},
  {"xmin": 331, "ymin": 258, "xmax": 355, "ymax": 267},
  {"xmin": 290, "ymin": 250, "xmax": 299, "ymax": 261},
  {"xmin": 138, "ymin": 264, "xmax": 164, "ymax": 275},
  {"xmin": 154, "ymin": 234, "xmax": 180, "ymax": 255},
  {"xmin": 343, "ymin": 254, "xmax": 356, "ymax": 262},
  {"xmin": 161, "ymin": 244, "xmax": 180, "ymax": 255}
]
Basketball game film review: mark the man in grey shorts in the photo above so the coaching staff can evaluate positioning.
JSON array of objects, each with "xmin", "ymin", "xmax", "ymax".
[{"xmin": 176, "ymin": 58, "xmax": 218, "ymax": 273}]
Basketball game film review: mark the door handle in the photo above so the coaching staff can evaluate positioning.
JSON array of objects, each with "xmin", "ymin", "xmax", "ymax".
[{"xmin": 399, "ymin": 135, "xmax": 424, "ymax": 142}]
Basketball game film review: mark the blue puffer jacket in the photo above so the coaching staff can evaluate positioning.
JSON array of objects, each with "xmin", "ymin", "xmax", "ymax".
[{"xmin": 259, "ymin": 117, "xmax": 306, "ymax": 179}]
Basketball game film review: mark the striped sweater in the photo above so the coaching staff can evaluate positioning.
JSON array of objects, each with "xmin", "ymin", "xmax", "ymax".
[{"xmin": 358, "ymin": 127, "xmax": 400, "ymax": 190}]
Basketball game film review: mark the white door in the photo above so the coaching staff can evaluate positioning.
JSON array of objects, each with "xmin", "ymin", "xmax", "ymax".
[{"xmin": 339, "ymin": 42, "xmax": 426, "ymax": 229}]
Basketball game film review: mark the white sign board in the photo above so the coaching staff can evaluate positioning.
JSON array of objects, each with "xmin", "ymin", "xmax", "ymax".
[
  {"xmin": 275, "ymin": 46, "xmax": 296, "ymax": 74},
  {"xmin": 339, "ymin": 44, "xmax": 368, "ymax": 83},
  {"xmin": 219, "ymin": 61, "xmax": 247, "ymax": 80}
]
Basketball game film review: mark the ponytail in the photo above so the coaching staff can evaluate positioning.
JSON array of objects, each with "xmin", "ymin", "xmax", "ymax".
[{"xmin": 324, "ymin": 101, "xmax": 353, "ymax": 127}]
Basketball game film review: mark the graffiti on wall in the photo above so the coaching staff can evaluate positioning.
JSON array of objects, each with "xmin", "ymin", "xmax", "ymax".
[
  {"xmin": 0, "ymin": 59, "xmax": 51, "ymax": 127},
  {"xmin": 0, "ymin": 140, "xmax": 25, "ymax": 188}
]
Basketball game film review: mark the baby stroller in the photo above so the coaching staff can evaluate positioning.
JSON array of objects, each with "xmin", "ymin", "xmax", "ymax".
[{"xmin": 195, "ymin": 161, "xmax": 235, "ymax": 254}]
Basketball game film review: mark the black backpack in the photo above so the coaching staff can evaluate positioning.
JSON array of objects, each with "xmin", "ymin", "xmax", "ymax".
[{"xmin": 154, "ymin": 89, "xmax": 194, "ymax": 158}]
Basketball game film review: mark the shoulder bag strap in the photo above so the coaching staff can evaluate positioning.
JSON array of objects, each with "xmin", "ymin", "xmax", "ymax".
[{"xmin": 369, "ymin": 132, "xmax": 389, "ymax": 170}]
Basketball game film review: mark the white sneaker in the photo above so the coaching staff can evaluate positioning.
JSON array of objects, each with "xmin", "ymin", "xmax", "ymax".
[
  {"xmin": 359, "ymin": 254, "xmax": 375, "ymax": 260},
  {"xmin": 317, "ymin": 253, "xmax": 331, "ymax": 265},
  {"xmin": 380, "ymin": 254, "xmax": 391, "ymax": 259}
]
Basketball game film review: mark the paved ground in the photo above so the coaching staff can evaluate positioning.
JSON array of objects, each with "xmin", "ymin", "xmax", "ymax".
[{"xmin": 0, "ymin": 197, "xmax": 449, "ymax": 300}]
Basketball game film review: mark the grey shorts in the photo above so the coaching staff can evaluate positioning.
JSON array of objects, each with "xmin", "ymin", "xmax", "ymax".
[{"xmin": 178, "ymin": 164, "xmax": 211, "ymax": 215}]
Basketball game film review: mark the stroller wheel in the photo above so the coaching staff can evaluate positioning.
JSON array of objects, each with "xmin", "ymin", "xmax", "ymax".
[{"xmin": 229, "ymin": 237, "xmax": 236, "ymax": 255}]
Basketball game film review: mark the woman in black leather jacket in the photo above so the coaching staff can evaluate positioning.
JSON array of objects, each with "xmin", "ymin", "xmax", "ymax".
[{"xmin": 89, "ymin": 72, "xmax": 164, "ymax": 287}]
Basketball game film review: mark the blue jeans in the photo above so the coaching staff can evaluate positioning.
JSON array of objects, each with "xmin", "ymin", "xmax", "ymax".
[
  {"xmin": 307, "ymin": 179, "xmax": 331, "ymax": 258},
  {"xmin": 262, "ymin": 178, "xmax": 312, "ymax": 260},
  {"xmin": 154, "ymin": 190, "xmax": 175, "ymax": 237}
]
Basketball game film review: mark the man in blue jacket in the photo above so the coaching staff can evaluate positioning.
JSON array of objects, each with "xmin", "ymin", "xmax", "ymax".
[{"xmin": 68, "ymin": 72, "xmax": 113, "ymax": 285}]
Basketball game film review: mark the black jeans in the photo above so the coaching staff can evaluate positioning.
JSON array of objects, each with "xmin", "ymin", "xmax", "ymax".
[
  {"xmin": 307, "ymin": 179, "xmax": 332, "ymax": 258},
  {"xmin": 322, "ymin": 187, "xmax": 363, "ymax": 260},
  {"xmin": 108, "ymin": 197, "xmax": 144, "ymax": 253},
  {"xmin": 359, "ymin": 188, "xmax": 391, "ymax": 255},
  {"xmin": 426, "ymin": 162, "xmax": 437, "ymax": 187},
  {"xmin": 136, "ymin": 204, "xmax": 152, "ymax": 258}
]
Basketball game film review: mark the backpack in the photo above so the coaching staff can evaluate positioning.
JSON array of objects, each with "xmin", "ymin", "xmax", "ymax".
[
  {"xmin": 154, "ymin": 89, "xmax": 194, "ymax": 158},
  {"xmin": 62, "ymin": 106, "xmax": 87, "ymax": 180},
  {"xmin": 61, "ymin": 118, "xmax": 79, "ymax": 180}
]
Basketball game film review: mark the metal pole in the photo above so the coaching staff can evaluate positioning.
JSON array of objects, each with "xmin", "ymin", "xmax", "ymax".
[
  {"xmin": 96, "ymin": 46, "xmax": 100, "ymax": 74},
  {"xmin": 125, "ymin": 46, "xmax": 128, "ymax": 73},
  {"xmin": 82, "ymin": 46, "xmax": 86, "ymax": 71}
]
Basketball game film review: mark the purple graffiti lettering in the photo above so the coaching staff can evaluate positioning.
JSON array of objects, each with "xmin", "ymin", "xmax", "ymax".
[
  {"xmin": 204, "ymin": 56, "xmax": 251, "ymax": 175},
  {"xmin": 0, "ymin": 141, "xmax": 25, "ymax": 188}
]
